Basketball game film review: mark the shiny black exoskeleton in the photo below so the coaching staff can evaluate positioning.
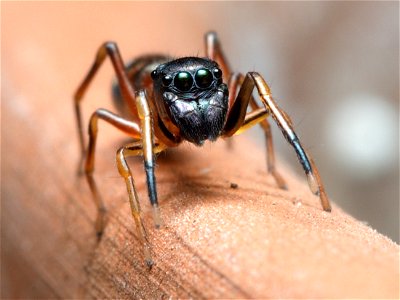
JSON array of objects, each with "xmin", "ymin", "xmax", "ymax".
[{"xmin": 151, "ymin": 57, "xmax": 229, "ymax": 145}]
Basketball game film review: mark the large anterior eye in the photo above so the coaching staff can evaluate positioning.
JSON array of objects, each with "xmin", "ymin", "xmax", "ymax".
[
  {"xmin": 195, "ymin": 68, "xmax": 213, "ymax": 88},
  {"xmin": 174, "ymin": 71, "xmax": 193, "ymax": 91}
]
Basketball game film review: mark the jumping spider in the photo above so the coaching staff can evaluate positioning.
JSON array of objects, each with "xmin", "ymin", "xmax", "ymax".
[{"xmin": 74, "ymin": 32, "xmax": 331, "ymax": 267}]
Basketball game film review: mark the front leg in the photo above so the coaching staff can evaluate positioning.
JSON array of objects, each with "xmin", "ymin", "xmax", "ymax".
[
  {"xmin": 225, "ymin": 72, "xmax": 332, "ymax": 212},
  {"xmin": 222, "ymin": 72, "xmax": 287, "ymax": 189},
  {"xmin": 134, "ymin": 90, "xmax": 165, "ymax": 226},
  {"xmin": 115, "ymin": 89, "xmax": 168, "ymax": 266},
  {"xmin": 250, "ymin": 72, "xmax": 331, "ymax": 211},
  {"xmin": 116, "ymin": 141, "xmax": 166, "ymax": 268}
]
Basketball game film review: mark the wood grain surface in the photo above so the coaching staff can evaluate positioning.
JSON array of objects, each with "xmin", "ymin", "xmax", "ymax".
[
  {"xmin": 3, "ymin": 93, "xmax": 399, "ymax": 298},
  {"xmin": 2, "ymin": 3, "xmax": 399, "ymax": 299}
]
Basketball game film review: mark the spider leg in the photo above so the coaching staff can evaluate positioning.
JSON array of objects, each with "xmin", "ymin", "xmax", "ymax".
[
  {"xmin": 116, "ymin": 140, "xmax": 166, "ymax": 268},
  {"xmin": 133, "ymin": 90, "xmax": 166, "ymax": 227},
  {"xmin": 226, "ymin": 72, "xmax": 331, "ymax": 212},
  {"xmin": 252, "ymin": 72, "xmax": 331, "ymax": 211},
  {"xmin": 82, "ymin": 91, "xmax": 166, "ymax": 265},
  {"xmin": 74, "ymin": 42, "xmax": 139, "ymax": 159},
  {"xmin": 222, "ymin": 72, "xmax": 255, "ymax": 136},
  {"xmin": 250, "ymin": 110, "xmax": 288, "ymax": 190},
  {"xmin": 222, "ymin": 73, "xmax": 287, "ymax": 189},
  {"xmin": 248, "ymin": 97, "xmax": 288, "ymax": 189},
  {"xmin": 205, "ymin": 32, "xmax": 238, "ymax": 148},
  {"xmin": 83, "ymin": 108, "xmax": 142, "ymax": 238},
  {"xmin": 85, "ymin": 109, "xmax": 141, "ymax": 173},
  {"xmin": 115, "ymin": 89, "xmax": 167, "ymax": 266},
  {"xmin": 232, "ymin": 107, "xmax": 288, "ymax": 190},
  {"xmin": 205, "ymin": 31, "xmax": 232, "ymax": 82}
]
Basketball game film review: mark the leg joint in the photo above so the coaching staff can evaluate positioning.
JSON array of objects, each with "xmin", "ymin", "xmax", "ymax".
[
  {"xmin": 103, "ymin": 41, "xmax": 118, "ymax": 53},
  {"xmin": 247, "ymin": 72, "xmax": 271, "ymax": 95},
  {"xmin": 88, "ymin": 111, "xmax": 99, "ymax": 135},
  {"xmin": 116, "ymin": 147, "xmax": 130, "ymax": 178}
]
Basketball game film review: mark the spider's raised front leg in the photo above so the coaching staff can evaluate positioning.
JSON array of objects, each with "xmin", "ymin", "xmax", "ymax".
[{"xmin": 223, "ymin": 72, "xmax": 331, "ymax": 212}]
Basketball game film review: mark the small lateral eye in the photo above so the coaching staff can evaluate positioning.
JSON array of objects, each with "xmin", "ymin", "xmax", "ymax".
[
  {"xmin": 213, "ymin": 68, "xmax": 222, "ymax": 79},
  {"xmin": 162, "ymin": 74, "xmax": 173, "ymax": 86},
  {"xmin": 174, "ymin": 71, "xmax": 193, "ymax": 91},
  {"xmin": 151, "ymin": 70, "xmax": 158, "ymax": 79},
  {"xmin": 195, "ymin": 68, "xmax": 213, "ymax": 89}
]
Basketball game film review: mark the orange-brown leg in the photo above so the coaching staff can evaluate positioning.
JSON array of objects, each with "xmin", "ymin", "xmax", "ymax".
[
  {"xmin": 222, "ymin": 72, "xmax": 288, "ymax": 190},
  {"xmin": 250, "ymin": 72, "xmax": 331, "ymax": 211},
  {"xmin": 134, "ymin": 90, "xmax": 166, "ymax": 227},
  {"xmin": 205, "ymin": 33, "xmax": 306, "ymax": 194},
  {"xmin": 205, "ymin": 31, "xmax": 232, "ymax": 83},
  {"xmin": 83, "ymin": 108, "xmax": 142, "ymax": 238},
  {"xmin": 248, "ymin": 97, "xmax": 288, "ymax": 189},
  {"xmin": 84, "ymin": 91, "xmax": 167, "ymax": 267},
  {"xmin": 74, "ymin": 42, "xmax": 139, "ymax": 159},
  {"xmin": 224, "ymin": 72, "xmax": 331, "ymax": 212},
  {"xmin": 116, "ymin": 141, "xmax": 167, "ymax": 268}
]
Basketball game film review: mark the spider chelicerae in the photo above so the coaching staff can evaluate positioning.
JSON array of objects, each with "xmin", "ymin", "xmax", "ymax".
[{"xmin": 74, "ymin": 32, "xmax": 331, "ymax": 267}]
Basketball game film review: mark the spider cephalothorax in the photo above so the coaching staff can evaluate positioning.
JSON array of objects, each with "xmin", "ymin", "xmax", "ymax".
[{"xmin": 151, "ymin": 57, "xmax": 229, "ymax": 145}]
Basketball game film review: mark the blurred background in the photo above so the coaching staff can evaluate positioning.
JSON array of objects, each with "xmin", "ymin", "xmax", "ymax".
[{"xmin": 2, "ymin": 0, "xmax": 398, "ymax": 246}]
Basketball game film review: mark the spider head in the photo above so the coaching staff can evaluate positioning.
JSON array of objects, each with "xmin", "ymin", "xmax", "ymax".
[{"xmin": 151, "ymin": 57, "xmax": 229, "ymax": 145}]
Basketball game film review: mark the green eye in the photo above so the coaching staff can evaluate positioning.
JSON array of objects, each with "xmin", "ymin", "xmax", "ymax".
[
  {"xmin": 195, "ymin": 69, "xmax": 213, "ymax": 88},
  {"xmin": 174, "ymin": 71, "xmax": 193, "ymax": 91}
]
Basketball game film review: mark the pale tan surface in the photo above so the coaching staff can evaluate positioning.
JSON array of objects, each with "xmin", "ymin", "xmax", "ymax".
[
  {"xmin": 2, "ymin": 109, "xmax": 399, "ymax": 298},
  {"xmin": 2, "ymin": 2, "xmax": 399, "ymax": 299}
]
